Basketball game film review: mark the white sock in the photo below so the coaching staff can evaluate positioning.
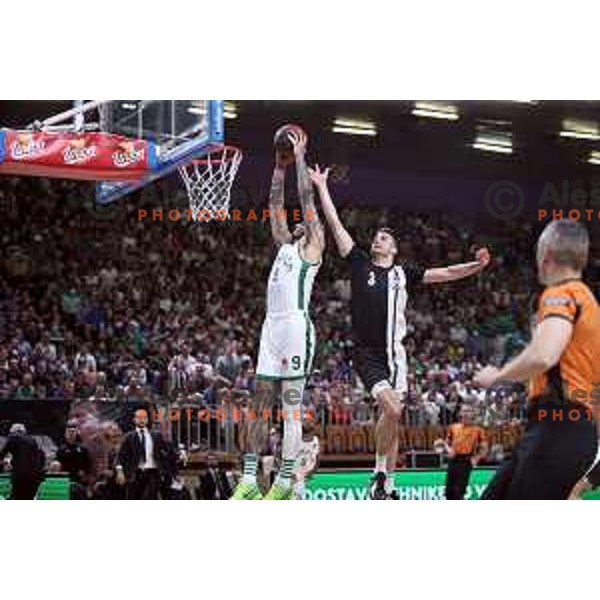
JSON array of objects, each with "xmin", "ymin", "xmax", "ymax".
[
  {"xmin": 386, "ymin": 473, "xmax": 396, "ymax": 493},
  {"xmin": 375, "ymin": 454, "xmax": 387, "ymax": 474},
  {"xmin": 276, "ymin": 458, "xmax": 296, "ymax": 489},
  {"xmin": 294, "ymin": 479, "xmax": 305, "ymax": 500},
  {"xmin": 242, "ymin": 453, "xmax": 258, "ymax": 485},
  {"xmin": 277, "ymin": 379, "xmax": 305, "ymax": 489}
]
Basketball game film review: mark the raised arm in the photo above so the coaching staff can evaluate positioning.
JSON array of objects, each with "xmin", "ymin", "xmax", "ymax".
[
  {"xmin": 269, "ymin": 161, "xmax": 292, "ymax": 247},
  {"xmin": 422, "ymin": 248, "xmax": 491, "ymax": 284},
  {"xmin": 287, "ymin": 131, "xmax": 324, "ymax": 260},
  {"xmin": 308, "ymin": 165, "xmax": 355, "ymax": 258},
  {"xmin": 472, "ymin": 431, "xmax": 489, "ymax": 466}
]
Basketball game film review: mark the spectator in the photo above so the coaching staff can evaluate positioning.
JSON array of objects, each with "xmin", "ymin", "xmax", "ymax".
[
  {"xmin": 216, "ymin": 339, "xmax": 242, "ymax": 382},
  {"xmin": 0, "ymin": 423, "xmax": 45, "ymax": 499},
  {"xmin": 168, "ymin": 342, "xmax": 198, "ymax": 391},
  {"xmin": 15, "ymin": 373, "xmax": 35, "ymax": 400},
  {"xmin": 55, "ymin": 420, "xmax": 92, "ymax": 487}
]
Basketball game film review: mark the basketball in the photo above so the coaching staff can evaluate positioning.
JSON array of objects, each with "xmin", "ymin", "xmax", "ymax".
[{"xmin": 273, "ymin": 123, "xmax": 307, "ymax": 165}]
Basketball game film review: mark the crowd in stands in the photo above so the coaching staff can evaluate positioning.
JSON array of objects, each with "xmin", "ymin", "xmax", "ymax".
[{"xmin": 2, "ymin": 174, "xmax": 598, "ymax": 474}]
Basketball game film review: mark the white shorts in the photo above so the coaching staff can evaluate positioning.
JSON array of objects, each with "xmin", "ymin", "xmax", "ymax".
[{"xmin": 256, "ymin": 313, "xmax": 316, "ymax": 380}]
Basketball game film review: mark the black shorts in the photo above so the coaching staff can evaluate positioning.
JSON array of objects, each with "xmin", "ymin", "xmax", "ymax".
[
  {"xmin": 352, "ymin": 345, "xmax": 406, "ymax": 397},
  {"xmin": 482, "ymin": 400, "xmax": 597, "ymax": 500}
]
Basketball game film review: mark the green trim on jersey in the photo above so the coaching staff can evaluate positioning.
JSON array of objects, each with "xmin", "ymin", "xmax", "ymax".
[
  {"xmin": 298, "ymin": 261, "xmax": 310, "ymax": 311},
  {"xmin": 303, "ymin": 313, "xmax": 312, "ymax": 374},
  {"xmin": 256, "ymin": 374, "xmax": 307, "ymax": 382},
  {"xmin": 255, "ymin": 374, "xmax": 281, "ymax": 381}
]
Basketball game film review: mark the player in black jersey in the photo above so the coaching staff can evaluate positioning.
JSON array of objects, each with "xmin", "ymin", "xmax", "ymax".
[{"xmin": 309, "ymin": 165, "xmax": 491, "ymax": 499}]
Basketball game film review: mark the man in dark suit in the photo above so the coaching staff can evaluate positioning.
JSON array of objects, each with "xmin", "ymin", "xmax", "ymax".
[
  {"xmin": 197, "ymin": 453, "xmax": 233, "ymax": 500},
  {"xmin": 56, "ymin": 420, "xmax": 92, "ymax": 487},
  {"xmin": 0, "ymin": 423, "xmax": 45, "ymax": 500},
  {"xmin": 115, "ymin": 408, "xmax": 168, "ymax": 500}
]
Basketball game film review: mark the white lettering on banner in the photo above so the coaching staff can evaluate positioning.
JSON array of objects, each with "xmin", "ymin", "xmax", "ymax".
[
  {"xmin": 112, "ymin": 147, "xmax": 145, "ymax": 168},
  {"xmin": 10, "ymin": 139, "xmax": 46, "ymax": 160},
  {"xmin": 474, "ymin": 484, "xmax": 487, "ymax": 497},
  {"xmin": 347, "ymin": 488, "xmax": 369, "ymax": 500},
  {"xmin": 398, "ymin": 486, "xmax": 446, "ymax": 500},
  {"xmin": 63, "ymin": 145, "xmax": 97, "ymax": 165},
  {"xmin": 304, "ymin": 487, "xmax": 370, "ymax": 500},
  {"xmin": 304, "ymin": 483, "xmax": 489, "ymax": 500}
]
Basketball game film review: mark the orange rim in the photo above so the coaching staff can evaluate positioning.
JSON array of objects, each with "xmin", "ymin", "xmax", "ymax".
[{"xmin": 189, "ymin": 145, "xmax": 242, "ymax": 166}]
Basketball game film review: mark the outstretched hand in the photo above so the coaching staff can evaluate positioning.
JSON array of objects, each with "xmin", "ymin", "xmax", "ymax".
[
  {"xmin": 475, "ymin": 246, "xmax": 491, "ymax": 269},
  {"xmin": 287, "ymin": 129, "xmax": 308, "ymax": 157},
  {"xmin": 473, "ymin": 365, "xmax": 500, "ymax": 388},
  {"xmin": 307, "ymin": 164, "xmax": 330, "ymax": 189}
]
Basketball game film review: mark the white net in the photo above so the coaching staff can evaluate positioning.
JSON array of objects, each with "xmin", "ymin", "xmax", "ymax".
[{"xmin": 178, "ymin": 146, "xmax": 242, "ymax": 221}]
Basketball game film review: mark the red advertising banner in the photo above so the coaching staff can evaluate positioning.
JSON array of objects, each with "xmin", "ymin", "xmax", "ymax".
[{"xmin": 0, "ymin": 130, "xmax": 155, "ymax": 181}]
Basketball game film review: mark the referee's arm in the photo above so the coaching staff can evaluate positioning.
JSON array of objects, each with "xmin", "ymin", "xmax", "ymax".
[
  {"xmin": 472, "ymin": 430, "xmax": 489, "ymax": 466},
  {"xmin": 309, "ymin": 167, "xmax": 354, "ymax": 257},
  {"xmin": 445, "ymin": 428, "xmax": 456, "ymax": 458}
]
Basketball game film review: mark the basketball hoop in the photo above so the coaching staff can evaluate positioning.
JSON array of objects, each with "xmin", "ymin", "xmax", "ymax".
[{"xmin": 178, "ymin": 145, "xmax": 242, "ymax": 222}]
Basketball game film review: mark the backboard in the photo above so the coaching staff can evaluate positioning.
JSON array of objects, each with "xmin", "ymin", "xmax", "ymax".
[
  {"xmin": 0, "ymin": 100, "xmax": 225, "ymax": 203},
  {"xmin": 96, "ymin": 100, "xmax": 224, "ymax": 203}
]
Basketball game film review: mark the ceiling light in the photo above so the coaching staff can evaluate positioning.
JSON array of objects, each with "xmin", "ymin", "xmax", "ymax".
[
  {"xmin": 560, "ymin": 118, "xmax": 600, "ymax": 140},
  {"xmin": 472, "ymin": 142, "xmax": 513, "ymax": 154},
  {"xmin": 332, "ymin": 117, "xmax": 377, "ymax": 136},
  {"xmin": 332, "ymin": 126, "xmax": 377, "ymax": 136},
  {"xmin": 560, "ymin": 131, "xmax": 600, "ymax": 141},
  {"xmin": 472, "ymin": 130, "xmax": 513, "ymax": 155},
  {"xmin": 412, "ymin": 101, "xmax": 459, "ymax": 121},
  {"xmin": 224, "ymin": 101, "xmax": 238, "ymax": 120},
  {"xmin": 589, "ymin": 150, "xmax": 600, "ymax": 165}
]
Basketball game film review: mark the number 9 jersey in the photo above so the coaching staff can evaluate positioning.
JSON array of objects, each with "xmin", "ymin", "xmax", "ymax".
[{"xmin": 256, "ymin": 241, "xmax": 321, "ymax": 381}]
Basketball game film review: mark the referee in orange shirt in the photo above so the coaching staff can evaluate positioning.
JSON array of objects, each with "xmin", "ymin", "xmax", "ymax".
[
  {"xmin": 444, "ymin": 406, "xmax": 488, "ymax": 500},
  {"xmin": 475, "ymin": 219, "xmax": 600, "ymax": 499}
]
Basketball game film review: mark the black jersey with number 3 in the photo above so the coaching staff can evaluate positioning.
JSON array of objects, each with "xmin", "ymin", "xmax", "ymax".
[{"xmin": 347, "ymin": 246, "xmax": 424, "ymax": 350}]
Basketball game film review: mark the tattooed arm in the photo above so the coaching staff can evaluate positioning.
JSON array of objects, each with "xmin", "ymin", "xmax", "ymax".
[
  {"xmin": 269, "ymin": 163, "xmax": 292, "ymax": 246},
  {"xmin": 288, "ymin": 130, "xmax": 325, "ymax": 262}
]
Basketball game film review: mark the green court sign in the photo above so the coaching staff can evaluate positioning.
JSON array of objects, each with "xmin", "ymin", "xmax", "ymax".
[
  {"xmin": 304, "ymin": 469, "xmax": 600, "ymax": 500},
  {"xmin": 0, "ymin": 475, "xmax": 70, "ymax": 500}
]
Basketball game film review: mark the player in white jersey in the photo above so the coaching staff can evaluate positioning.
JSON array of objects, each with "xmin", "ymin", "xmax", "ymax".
[
  {"xmin": 231, "ymin": 129, "xmax": 324, "ymax": 500},
  {"xmin": 256, "ymin": 242, "xmax": 319, "ymax": 379}
]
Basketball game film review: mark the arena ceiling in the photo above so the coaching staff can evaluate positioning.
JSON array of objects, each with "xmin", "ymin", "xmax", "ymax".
[{"xmin": 1, "ymin": 100, "xmax": 600, "ymax": 182}]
